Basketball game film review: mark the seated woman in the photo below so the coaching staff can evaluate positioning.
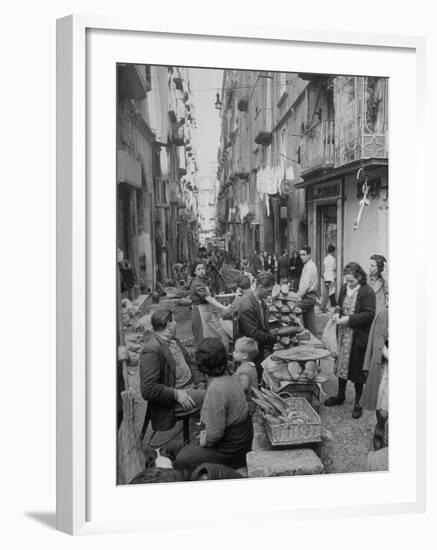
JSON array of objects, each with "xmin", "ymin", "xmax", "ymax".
[{"xmin": 174, "ymin": 338, "xmax": 253, "ymax": 476}]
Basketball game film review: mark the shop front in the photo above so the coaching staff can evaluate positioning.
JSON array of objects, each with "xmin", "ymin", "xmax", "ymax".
[
  {"xmin": 306, "ymin": 179, "xmax": 343, "ymax": 280},
  {"xmin": 299, "ymin": 164, "xmax": 388, "ymax": 286}
]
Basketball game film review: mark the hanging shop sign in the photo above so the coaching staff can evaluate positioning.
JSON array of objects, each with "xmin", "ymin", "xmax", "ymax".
[
  {"xmin": 308, "ymin": 180, "xmax": 342, "ymax": 202},
  {"xmin": 279, "ymin": 179, "xmax": 293, "ymax": 195}
]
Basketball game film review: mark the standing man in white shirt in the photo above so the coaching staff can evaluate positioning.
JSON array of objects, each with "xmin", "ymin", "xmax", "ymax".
[
  {"xmin": 320, "ymin": 244, "xmax": 337, "ymax": 313},
  {"xmin": 296, "ymin": 246, "xmax": 319, "ymax": 334}
]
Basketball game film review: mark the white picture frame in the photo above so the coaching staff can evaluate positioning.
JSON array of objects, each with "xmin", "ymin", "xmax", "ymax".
[{"xmin": 56, "ymin": 14, "xmax": 427, "ymax": 535}]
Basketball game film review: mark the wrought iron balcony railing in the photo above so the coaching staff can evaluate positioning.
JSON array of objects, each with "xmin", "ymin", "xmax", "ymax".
[
  {"xmin": 300, "ymin": 120, "xmax": 335, "ymax": 175},
  {"xmin": 334, "ymin": 76, "xmax": 388, "ymax": 167}
]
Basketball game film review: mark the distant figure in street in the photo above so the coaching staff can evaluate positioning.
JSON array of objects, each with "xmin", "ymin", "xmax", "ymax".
[
  {"xmin": 324, "ymin": 262, "xmax": 376, "ymax": 419},
  {"xmin": 273, "ymin": 254, "xmax": 279, "ymax": 282},
  {"xmin": 296, "ymin": 246, "xmax": 319, "ymax": 334},
  {"xmin": 278, "ymin": 249, "xmax": 290, "ymax": 284},
  {"xmin": 206, "ymin": 251, "xmax": 222, "ymax": 295},
  {"xmin": 368, "ymin": 254, "xmax": 389, "ymax": 314},
  {"xmin": 320, "ymin": 244, "xmax": 337, "ymax": 312},
  {"xmin": 214, "ymin": 248, "xmax": 224, "ymax": 270},
  {"xmin": 288, "ymin": 249, "xmax": 303, "ymax": 291},
  {"xmin": 264, "ymin": 254, "xmax": 275, "ymax": 274},
  {"xmin": 262, "ymin": 251, "xmax": 268, "ymax": 270},
  {"xmin": 250, "ymin": 250, "xmax": 263, "ymax": 275},
  {"xmin": 189, "ymin": 263, "xmax": 229, "ymax": 351},
  {"xmin": 174, "ymin": 338, "xmax": 253, "ymax": 475}
]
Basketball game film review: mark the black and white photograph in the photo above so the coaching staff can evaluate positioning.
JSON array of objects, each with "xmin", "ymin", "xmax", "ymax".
[{"xmin": 116, "ymin": 64, "xmax": 389, "ymax": 485}]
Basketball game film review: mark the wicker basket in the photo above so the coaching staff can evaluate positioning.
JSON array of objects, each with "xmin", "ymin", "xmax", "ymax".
[{"xmin": 262, "ymin": 397, "xmax": 321, "ymax": 447}]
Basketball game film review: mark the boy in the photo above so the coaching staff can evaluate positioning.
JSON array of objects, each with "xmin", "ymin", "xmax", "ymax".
[{"xmin": 233, "ymin": 337, "xmax": 259, "ymax": 413}]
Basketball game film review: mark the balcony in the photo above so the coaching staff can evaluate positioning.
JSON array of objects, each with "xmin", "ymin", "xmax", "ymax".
[
  {"xmin": 334, "ymin": 76, "xmax": 388, "ymax": 167},
  {"xmin": 173, "ymin": 74, "xmax": 184, "ymax": 91},
  {"xmin": 118, "ymin": 64, "xmax": 151, "ymax": 100},
  {"xmin": 300, "ymin": 120, "xmax": 335, "ymax": 175},
  {"xmin": 173, "ymin": 122, "xmax": 184, "ymax": 146},
  {"xmin": 298, "ymin": 72, "xmax": 332, "ymax": 84},
  {"xmin": 253, "ymin": 107, "xmax": 273, "ymax": 146},
  {"xmin": 117, "ymin": 150, "xmax": 142, "ymax": 188}
]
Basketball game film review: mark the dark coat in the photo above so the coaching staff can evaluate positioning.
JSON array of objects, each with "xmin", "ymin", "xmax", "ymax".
[
  {"xmin": 237, "ymin": 290, "xmax": 276, "ymax": 370},
  {"xmin": 336, "ymin": 283, "xmax": 376, "ymax": 383},
  {"xmin": 278, "ymin": 254, "xmax": 289, "ymax": 278},
  {"xmin": 251, "ymin": 253, "xmax": 263, "ymax": 273},
  {"xmin": 264, "ymin": 258, "xmax": 275, "ymax": 273},
  {"xmin": 289, "ymin": 256, "xmax": 303, "ymax": 279},
  {"xmin": 140, "ymin": 331, "xmax": 203, "ymax": 431},
  {"xmin": 361, "ymin": 307, "xmax": 389, "ymax": 410}
]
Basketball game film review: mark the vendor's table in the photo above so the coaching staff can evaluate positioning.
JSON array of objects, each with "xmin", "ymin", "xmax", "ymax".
[{"xmin": 262, "ymin": 330, "xmax": 329, "ymax": 412}]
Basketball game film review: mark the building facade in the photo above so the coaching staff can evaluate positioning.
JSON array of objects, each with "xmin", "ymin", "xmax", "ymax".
[
  {"xmin": 216, "ymin": 70, "xmax": 308, "ymax": 265},
  {"xmin": 296, "ymin": 73, "xmax": 388, "ymax": 277},
  {"xmin": 117, "ymin": 64, "xmax": 200, "ymax": 293},
  {"xmin": 216, "ymin": 70, "xmax": 388, "ymax": 277}
]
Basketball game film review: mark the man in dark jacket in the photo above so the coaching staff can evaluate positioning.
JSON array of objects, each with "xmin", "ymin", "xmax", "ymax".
[
  {"xmin": 237, "ymin": 271, "xmax": 281, "ymax": 381},
  {"xmin": 140, "ymin": 308, "xmax": 206, "ymax": 432}
]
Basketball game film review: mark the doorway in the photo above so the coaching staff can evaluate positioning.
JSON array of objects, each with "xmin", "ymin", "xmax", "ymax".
[{"xmin": 316, "ymin": 204, "xmax": 337, "ymax": 277}]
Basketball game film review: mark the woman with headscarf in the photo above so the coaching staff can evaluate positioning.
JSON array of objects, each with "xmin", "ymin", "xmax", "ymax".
[
  {"xmin": 368, "ymin": 254, "xmax": 388, "ymax": 314},
  {"xmin": 324, "ymin": 262, "xmax": 376, "ymax": 419},
  {"xmin": 190, "ymin": 263, "xmax": 229, "ymax": 351}
]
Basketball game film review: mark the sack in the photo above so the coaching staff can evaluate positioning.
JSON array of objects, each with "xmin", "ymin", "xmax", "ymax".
[{"xmin": 322, "ymin": 318, "xmax": 337, "ymax": 356}]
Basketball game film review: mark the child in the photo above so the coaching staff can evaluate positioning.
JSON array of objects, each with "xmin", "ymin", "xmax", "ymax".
[{"xmin": 233, "ymin": 337, "xmax": 259, "ymax": 413}]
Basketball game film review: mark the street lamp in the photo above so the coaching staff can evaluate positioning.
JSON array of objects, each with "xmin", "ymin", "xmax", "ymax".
[{"xmin": 214, "ymin": 92, "xmax": 222, "ymax": 110}]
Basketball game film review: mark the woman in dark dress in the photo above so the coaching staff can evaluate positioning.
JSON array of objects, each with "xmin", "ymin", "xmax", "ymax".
[
  {"xmin": 324, "ymin": 262, "xmax": 376, "ymax": 419},
  {"xmin": 264, "ymin": 254, "xmax": 275, "ymax": 274}
]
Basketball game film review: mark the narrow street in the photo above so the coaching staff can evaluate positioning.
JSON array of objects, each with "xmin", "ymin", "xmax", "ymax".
[{"xmin": 117, "ymin": 64, "xmax": 389, "ymax": 482}]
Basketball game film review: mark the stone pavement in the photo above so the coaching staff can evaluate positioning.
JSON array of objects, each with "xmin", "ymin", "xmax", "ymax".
[
  {"xmin": 313, "ymin": 304, "xmax": 381, "ymax": 474},
  {"xmin": 247, "ymin": 449, "xmax": 324, "ymax": 477}
]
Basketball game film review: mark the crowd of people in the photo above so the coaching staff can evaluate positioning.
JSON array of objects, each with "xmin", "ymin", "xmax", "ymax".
[{"xmin": 135, "ymin": 244, "xmax": 389, "ymax": 482}]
